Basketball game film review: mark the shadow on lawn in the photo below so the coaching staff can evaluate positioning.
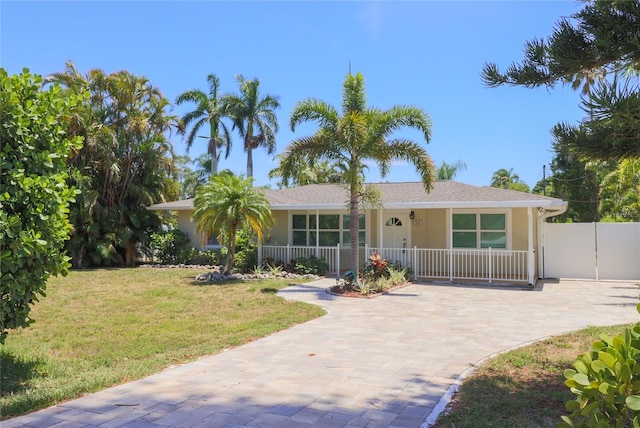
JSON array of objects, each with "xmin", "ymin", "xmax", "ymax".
[{"xmin": 0, "ymin": 349, "xmax": 42, "ymax": 398}]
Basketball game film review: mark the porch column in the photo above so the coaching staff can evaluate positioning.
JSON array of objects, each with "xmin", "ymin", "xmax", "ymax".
[
  {"xmin": 315, "ymin": 209, "xmax": 319, "ymax": 257},
  {"xmin": 378, "ymin": 207, "xmax": 384, "ymax": 249},
  {"xmin": 528, "ymin": 207, "xmax": 535, "ymax": 285}
]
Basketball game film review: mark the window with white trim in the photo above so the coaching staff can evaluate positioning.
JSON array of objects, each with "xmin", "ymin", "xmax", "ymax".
[
  {"xmin": 452, "ymin": 213, "xmax": 506, "ymax": 249},
  {"xmin": 292, "ymin": 213, "xmax": 365, "ymax": 246}
]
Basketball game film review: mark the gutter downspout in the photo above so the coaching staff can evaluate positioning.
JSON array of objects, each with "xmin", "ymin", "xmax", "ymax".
[{"xmin": 537, "ymin": 203, "xmax": 568, "ymax": 280}]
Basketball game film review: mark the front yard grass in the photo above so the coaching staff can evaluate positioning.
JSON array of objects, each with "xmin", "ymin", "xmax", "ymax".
[
  {"xmin": 433, "ymin": 324, "xmax": 633, "ymax": 428},
  {"xmin": 0, "ymin": 268, "xmax": 325, "ymax": 419}
]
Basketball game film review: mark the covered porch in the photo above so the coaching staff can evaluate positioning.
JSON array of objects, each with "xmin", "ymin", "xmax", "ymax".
[{"xmin": 258, "ymin": 244, "xmax": 530, "ymax": 284}]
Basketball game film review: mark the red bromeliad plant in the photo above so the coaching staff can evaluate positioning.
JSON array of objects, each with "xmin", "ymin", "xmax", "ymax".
[{"xmin": 365, "ymin": 252, "xmax": 389, "ymax": 281}]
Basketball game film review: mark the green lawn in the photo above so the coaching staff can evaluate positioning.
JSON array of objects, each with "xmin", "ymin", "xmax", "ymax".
[
  {"xmin": 0, "ymin": 268, "xmax": 325, "ymax": 419},
  {"xmin": 433, "ymin": 324, "xmax": 633, "ymax": 428}
]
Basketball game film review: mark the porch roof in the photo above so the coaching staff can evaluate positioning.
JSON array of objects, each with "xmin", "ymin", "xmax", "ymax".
[{"xmin": 147, "ymin": 181, "xmax": 567, "ymax": 213}]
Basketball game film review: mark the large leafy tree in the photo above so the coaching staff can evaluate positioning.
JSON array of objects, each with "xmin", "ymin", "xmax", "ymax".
[
  {"xmin": 0, "ymin": 69, "xmax": 83, "ymax": 343},
  {"xmin": 223, "ymin": 75, "xmax": 280, "ymax": 179},
  {"xmin": 481, "ymin": 0, "xmax": 640, "ymax": 160},
  {"xmin": 598, "ymin": 158, "xmax": 640, "ymax": 221},
  {"xmin": 45, "ymin": 61, "xmax": 178, "ymax": 267},
  {"xmin": 276, "ymin": 72, "xmax": 434, "ymax": 273},
  {"xmin": 192, "ymin": 173, "xmax": 273, "ymax": 275},
  {"xmin": 175, "ymin": 74, "xmax": 232, "ymax": 176}
]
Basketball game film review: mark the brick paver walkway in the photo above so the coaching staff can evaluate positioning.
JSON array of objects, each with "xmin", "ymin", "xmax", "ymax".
[{"xmin": 5, "ymin": 279, "xmax": 640, "ymax": 427}]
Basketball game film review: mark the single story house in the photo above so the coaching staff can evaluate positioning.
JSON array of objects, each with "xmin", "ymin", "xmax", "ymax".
[{"xmin": 148, "ymin": 181, "xmax": 567, "ymax": 285}]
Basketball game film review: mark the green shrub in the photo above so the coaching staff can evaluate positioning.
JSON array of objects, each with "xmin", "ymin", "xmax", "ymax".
[
  {"xmin": 149, "ymin": 229, "xmax": 191, "ymax": 265},
  {"xmin": 187, "ymin": 248, "xmax": 223, "ymax": 266},
  {"xmin": 560, "ymin": 303, "xmax": 640, "ymax": 428},
  {"xmin": 0, "ymin": 69, "xmax": 84, "ymax": 343},
  {"xmin": 290, "ymin": 255, "xmax": 329, "ymax": 275},
  {"xmin": 233, "ymin": 229, "xmax": 257, "ymax": 273}
]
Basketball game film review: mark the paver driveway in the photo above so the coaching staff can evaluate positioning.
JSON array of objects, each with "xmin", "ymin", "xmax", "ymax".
[{"xmin": 5, "ymin": 279, "xmax": 640, "ymax": 428}]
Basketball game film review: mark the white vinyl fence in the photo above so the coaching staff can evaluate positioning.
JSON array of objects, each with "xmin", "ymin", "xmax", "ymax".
[
  {"xmin": 542, "ymin": 222, "xmax": 640, "ymax": 281},
  {"xmin": 259, "ymin": 245, "xmax": 529, "ymax": 283}
]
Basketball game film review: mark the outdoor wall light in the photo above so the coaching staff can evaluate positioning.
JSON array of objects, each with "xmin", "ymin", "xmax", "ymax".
[{"xmin": 410, "ymin": 211, "xmax": 415, "ymax": 220}]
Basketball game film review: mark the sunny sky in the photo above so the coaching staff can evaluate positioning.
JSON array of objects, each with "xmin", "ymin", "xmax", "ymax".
[{"xmin": 2, "ymin": 1, "xmax": 587, "ymax": 190}]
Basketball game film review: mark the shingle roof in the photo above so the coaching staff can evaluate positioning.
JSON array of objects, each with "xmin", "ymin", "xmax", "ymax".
[
  {"xmin": 148, "ymin": 181, "xmax": 566, "ymax": 212},
  {"xmin": 263, "ymin": 181, "xmax": 566, "ymax": 210}
]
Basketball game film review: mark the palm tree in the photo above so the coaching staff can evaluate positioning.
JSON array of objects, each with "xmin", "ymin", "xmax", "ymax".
[
  {"xmin": 268, "ymin": 155, "xmax": 344, "ymax": 188},
  {"xmin": 175, "ymin": 74, "xmax": 232, "ymax": 176},
  {"xmin": 192, "ymin": 173, "xmax": 274, "ymax": 275},
  {"xmin": 277, "ymin": 72, "xmax": 434, "ymax": 274},
  {"xmin": 491, "ymin": 168, "xmax": 520, "ymax": 189},
  {"xmin": 437, "ymin": 159, "xmax": 467, "ymax": 180},
  {"xmin": 46, "ymin": 61, "xmax": 179, "ymax": 267},
  {"xmin": 223, "ymin": 75, "xmax": 280, "ymax": 179}
]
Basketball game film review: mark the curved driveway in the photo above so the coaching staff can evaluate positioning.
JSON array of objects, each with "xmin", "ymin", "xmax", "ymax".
[{"xmin": 6, "ymin": 279, "xmax": 640, "ymax": 428}]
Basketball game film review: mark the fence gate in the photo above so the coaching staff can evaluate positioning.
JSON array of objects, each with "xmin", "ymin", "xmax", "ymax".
[{"xmin": 542, "ymin": 222, "xmax": 640, "ymax": 281}]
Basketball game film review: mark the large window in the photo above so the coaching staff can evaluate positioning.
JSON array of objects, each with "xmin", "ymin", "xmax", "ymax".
[
  {"xmin": 452, "ymin": 213, "xmax": 506, "ymax": 249},
  {"xmin": 292, "ymin": 213, "xmax": 365, "ymax": 246}
]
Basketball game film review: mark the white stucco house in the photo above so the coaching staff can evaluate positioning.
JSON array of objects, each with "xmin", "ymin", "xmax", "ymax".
[{"xmin": 148, "ymin": 181, "xmax": 567, "ymax": 285}]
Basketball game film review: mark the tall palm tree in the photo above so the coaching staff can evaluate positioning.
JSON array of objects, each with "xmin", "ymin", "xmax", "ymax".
[
  {"xmin": 491, "ymin": 168, "xmax": 520, "ymax": 189},
  {"xmin": 223, "ymin": 75, "xmax": 280, "ymax": 179},
  {"xmin": 277, "ymin": 72, "xmax": 434, "ymax": 274},
  {"xmin": 175, "ymin": 74, "xmax": 232, "ymax": 176},
  {"xmin": 192, "ymin": 173, "xmax": 274, "ymax": 275},
  {"xmin": 436, "ymin": 159, "xmax": 467, "ymax": 180}
]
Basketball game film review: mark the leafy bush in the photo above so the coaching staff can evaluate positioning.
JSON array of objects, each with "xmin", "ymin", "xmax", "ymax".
[
  {"xmin": 291, "ymin": 255, "xmax": 329, "ymax": 275},
  {"xmin": 0, "ymin": 69, "xmax": 84, "ymax": 344},
  {"xmin": 149, "ymin": 229, "xmax": 191, "ymax": 265},
  {"xmin": 187, "ymin": 248, "xmax": 223, "ymax": 266},
  {"xmin": 560, "ymin": 303, "xmax": 640, "ymax": 428},
  {"xmin": 233, "ymin": 229, "xmax": 257, "ymax": 273},
  {"xmin": 388, "ymin": 260, "xmax": 414, "ymax": 280}
]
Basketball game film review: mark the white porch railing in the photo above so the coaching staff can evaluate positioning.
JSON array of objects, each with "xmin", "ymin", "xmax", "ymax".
[
  {"xmin": 258, "ymin": 244, "xmax": 342, "ymax": 275},
  {"xmin": 258, "ymin": 245, "xmax": 529, "ymax": 283}
]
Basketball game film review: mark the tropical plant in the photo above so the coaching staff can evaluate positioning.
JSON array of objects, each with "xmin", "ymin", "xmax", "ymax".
[
  {"xmin": 291, "ymin": 255, "xmax": 329, "ymax": 276},
  {"xmin": 364, "ymin": 252, "xmax": 389, "ymax": 282},
  {"xmin": 45, "ymin": 61, "xmax": 179, "ymax": 267},
  {"xmin": 436, "ymin": 159, "xmax": 467, "ymax": 180},
  {"xmin": 268, "ymin": 155, "xmax": 344, "ymax": 188},
  {"xmin": 223, "ymin": 75, "xmax": 280, "ymax": 179},
  {"xmin": 149, "ymin": 229, "xmax": 191, "ymax": 265},
  {"xmin": 0, "ymin": 69, "xmax": 83, "ymax": 343},
  {"xmin": 490, "ymin": 168, "xmax": 520, "ymax": 189},
  {"xmin": 192, "ymin": 173, "xmax": 273, "ymax": 275},
  {"xmin": 598, "ymin": 158, "xmax": 640, "ymax": 221},
  {"xmin": 481, "ymin": 1, "xmax": 640, "ymax": 160},
  {"xmin": 175, "ymin": 74, "xmax": 232, "ymax": 176},
  {"xmin": 560, "ymin": 303, "xmax": 640, "ymax": 428},
  {"xmin": 276, "ymin": 72, "xmax": 434, "ymax": 273}
]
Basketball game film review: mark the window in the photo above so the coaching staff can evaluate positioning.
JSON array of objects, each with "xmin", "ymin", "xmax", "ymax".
[
  {"xmin": 205, "ymin": 232, "xmax": 221, "ymax": 248},
  {"xmin": 292, "ymin": 213, "xmax": 365, "ymax": 246},
  {"xmin": 452, "ymin": 213, "xmax": 506, "ymax": 249}
]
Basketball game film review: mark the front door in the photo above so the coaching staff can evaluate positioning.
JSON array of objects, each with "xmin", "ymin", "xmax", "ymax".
[{"xmin": 383, "ymin": 213, "xmax": 408, "ymax": 249}]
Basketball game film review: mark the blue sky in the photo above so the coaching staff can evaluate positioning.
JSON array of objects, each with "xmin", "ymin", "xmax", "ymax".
[{"xmin": 2, "ymin": 1, "xmax": 586, "ymax": 189}]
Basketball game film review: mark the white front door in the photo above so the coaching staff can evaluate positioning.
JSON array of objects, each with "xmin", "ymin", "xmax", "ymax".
[{"xmin": 383, "ymin": 213, "xmax": 408, "ymax": 249}]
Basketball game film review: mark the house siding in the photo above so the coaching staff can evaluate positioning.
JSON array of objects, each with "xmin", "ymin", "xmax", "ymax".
[
  {"xmin": 177, "ymin": 211, "xmax": 201, "ymax": 249},
  {"xmin": 512, "ymin": 208, "xmax": 527, "ymax": 251}
]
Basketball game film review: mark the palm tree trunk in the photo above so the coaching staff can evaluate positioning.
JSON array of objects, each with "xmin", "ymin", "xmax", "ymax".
[
  {"xmin": 349, "ymin": 190, "xmax": 359, "ymax": 278},
  {"xmin": 224, "ymin": 228, "xmax": 237, "ymax": 275},
  {"xmin": 246, "ymin": 146, "xmax": 254, "ymax": 179},
  {"xmin": 209, "ymin": 137, "xmax": 218, "ymax": 176}
]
